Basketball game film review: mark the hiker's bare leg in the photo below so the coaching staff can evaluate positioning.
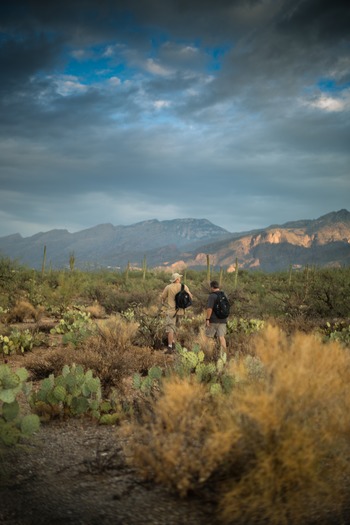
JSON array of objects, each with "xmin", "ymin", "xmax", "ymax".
[
  {"xmin": 168, "ymin": 330, "xmax": 175, "ymax": 346},
  {"xmin": 219, "ymin": 335, "xmax": 227, "ymax": 350}
]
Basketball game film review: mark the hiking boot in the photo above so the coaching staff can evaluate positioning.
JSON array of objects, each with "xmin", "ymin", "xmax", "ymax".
[{"xmin": 164, "ymin": 346, "xmax": 173, "ymax": 355}]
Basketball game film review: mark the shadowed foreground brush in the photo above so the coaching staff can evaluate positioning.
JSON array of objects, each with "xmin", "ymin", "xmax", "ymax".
[
  {"xmin": 124, "ymin": 325, "xmax": 350, "ymax": 525},
  {"xmin": 219, "ymin": 325, "xmax": 350, "ymax": 524},
  {"xmin": 123, "ymin": 377, "xmax": 236, "ymax": 496}
]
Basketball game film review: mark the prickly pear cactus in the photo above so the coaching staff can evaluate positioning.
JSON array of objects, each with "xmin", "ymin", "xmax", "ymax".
[
  {"xmin": 140, "ymin": 376, "xmax": 153, "ymax": 392},
  {"xmin": 148, "ymin": 366, "xmax": 162, "ymax": 381},
  {"xmin": 0, "ymin": 330, "xmax": 34, "ymax": 356},
  {"xmin": 53, "ymin": 385, "xmax": 67, "ymax": 402},
  {"xmin": 175, "ymin": 344, "xmax": 206, "ymax": 375},
  {"xmin": 133, "ymin": 373, "xmax": 142, "ymax": 390},
  {"xmin": 221, "ymin": 373, "xmax": 235, "ymax": 393},
  {"xmin": 2, "ymin": 400, "xmax": 20, "ymax": 422},
  {"xmin": 178, "ymin": 348, "xmax": 199, "ymax": 371},
  {"xmin": 99, "ymin": 413, "xmax": 120, "ymax": 425},
  {"xmin": 30, "ymin": 364, "xmax": 114, "ymax": 423},
  {"xmin": 210, "ymin": 383, "xmax": 223, "ymax": 396},
  {"xmin": 176, "ymin": 345, "xmax": 235, "ymax": 396},
  {"xmin": 195, "ymin": 362, "xmax": 217, "ymax": 382},
  {"xmin": 0, "ymin": 365, "xmax": 40, "ymax": 449},
  {"xmin": 132, "ymin": 366, "xmax": 163, "ymax": 394},
  {"xmin": 216, "ymin": 350, "xmax": 227, "ymax": 373},
  {"xmin": 71, "ymin": 396, "xmax": 89, "ymax": 415},
  {"xmin": 20, "ymin": 414, "xmax": 41, "ymax": 435},
  {"xmin": 83, "ymin": 377, "xmax": 101, "ymax": 396},
  {"xmin": 0, "ymin": 366, "xmax": 29, "ymax": 404}
]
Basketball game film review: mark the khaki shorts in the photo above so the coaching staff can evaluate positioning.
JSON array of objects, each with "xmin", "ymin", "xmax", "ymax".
[
  {"xmin": 206, "ymin": 323, "xmax": 227, "ymax": 338},
  {"xmin": 165, "ymin": 313, "xmax": 182, "ymax": 333}
]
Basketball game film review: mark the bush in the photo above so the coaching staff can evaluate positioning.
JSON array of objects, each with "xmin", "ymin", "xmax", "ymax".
[
  {"xmin": 26, "ymin": 316, "xmax": 167, "ymax": 398},
  {"xmin": 123, "ymin": 377, "xmax": 226, "ymax": 496},
  {"xmin": 124, "ymin": 326, "xmax": 350, "ymax": 524},
  {"xmin": 6, "ymin": 300, "xmax": 43, "ymax": 323}
]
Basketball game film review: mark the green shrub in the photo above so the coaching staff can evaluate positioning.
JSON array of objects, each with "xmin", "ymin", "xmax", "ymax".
[{"xmin": 131, "ymin": 306, "xmax": 166, "ymax": 349}]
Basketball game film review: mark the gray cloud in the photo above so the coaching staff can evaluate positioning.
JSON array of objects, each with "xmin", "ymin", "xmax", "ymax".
[{"xmin": 0, "ymin": 0, "xmax": 349, "ymax": 238}]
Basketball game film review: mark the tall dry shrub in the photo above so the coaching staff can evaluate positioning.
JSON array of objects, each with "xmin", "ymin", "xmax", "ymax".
[
  {"xmin": 219, "ymin": 325, "xmax": 350, "ymax": 525},
  {"xmin": 26, "ymin": 315, "xmax": 167, "ymax": 397},
  {"xmin": 73, "ymin": 315, "xmax": 156, "ymax": 393},
  {"xmin": 123, "ymin": 377, "xmax": 236, "ymax": 496},
  {"xmin": 125, "ymin": 325, "xmax": 350, "ymax": 525},
  {"xmin": 7, "ymin": 300, "xmax": 44, "ymax": 323}
]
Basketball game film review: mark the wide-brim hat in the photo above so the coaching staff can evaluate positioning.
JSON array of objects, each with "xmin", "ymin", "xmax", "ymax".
[{"xmin": 170, "ymin": 272, "xmax": 183, "ymax": 282}]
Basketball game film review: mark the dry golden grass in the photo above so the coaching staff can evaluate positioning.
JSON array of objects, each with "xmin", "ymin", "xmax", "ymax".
[
  {"xmin": 7, "ymin": 300, "xmax": 44, "ymax": 323},
  {"xmin": 95, "ymin": 315, "xmax": 140, "ymax": 351},
  {"xmin": 124, "ymin": 325, "xmax": 350, "ymax": 525},
  {"xmin": 84, "ymin": 301, "xmax": 106, "ymax": 319}
]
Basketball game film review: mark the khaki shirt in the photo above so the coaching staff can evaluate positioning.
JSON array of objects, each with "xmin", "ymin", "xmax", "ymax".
[{"xmin": 161, "ymin": 282, "xmax": 192, "ymax": 315}]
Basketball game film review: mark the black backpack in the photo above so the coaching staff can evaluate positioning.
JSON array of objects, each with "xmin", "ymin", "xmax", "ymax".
[
  {"xmin": 175, "ymin": 284, "xmax": 192, "ymax": 311},
  {"xmin": 213, "ymin": 291, "xmax": 230, "ymax": 319}
]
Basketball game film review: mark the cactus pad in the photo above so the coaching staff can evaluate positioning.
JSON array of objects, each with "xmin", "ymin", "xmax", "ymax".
[
  {"xmin": 53, "ymin": 385, "xmax": 67, "ymax": 402},
  {"xmin": 210, "ymin": 383, "xmax": 223, "ymax": 395},
  {"xmin": 20, "ymin": 414, "xmax": 40, "ymax": 435},
  {"xmin": 2, "ymin": 400, "xmax": 20, "ymax": 422}
]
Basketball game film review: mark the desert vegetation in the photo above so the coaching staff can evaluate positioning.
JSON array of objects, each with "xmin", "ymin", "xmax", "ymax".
[{"xmin": 1, "ymin": 255, "xmax": 350, "ymax": 524}]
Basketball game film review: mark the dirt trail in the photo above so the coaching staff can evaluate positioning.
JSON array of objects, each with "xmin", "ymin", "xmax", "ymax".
[{"xmin": 0, "ymin": 418, "xmax": 218, "ymax": 525}]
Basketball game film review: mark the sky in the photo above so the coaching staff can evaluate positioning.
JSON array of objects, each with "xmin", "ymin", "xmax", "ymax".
[{"xmin": 0, "ymin": 0, "xmax": 349, "ymax": 238}]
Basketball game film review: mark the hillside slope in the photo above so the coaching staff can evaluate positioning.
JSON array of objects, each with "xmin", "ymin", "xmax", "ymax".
[{"xmin": 0, "ymin": 210, "xmax": 349, "ymax": 271}]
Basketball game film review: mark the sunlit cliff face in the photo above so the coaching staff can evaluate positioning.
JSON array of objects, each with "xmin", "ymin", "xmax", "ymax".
[{"xmin": 168, "ymin": 213, "xmax": 350, "ymax": 271}]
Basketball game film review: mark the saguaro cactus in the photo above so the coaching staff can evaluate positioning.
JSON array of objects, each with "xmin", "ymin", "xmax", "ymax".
[
  {"xmin": 41, "ymin": 245, "xmax": 47, "ymax": 277},
  {"xmin": 69, "ymin": 251, "xmax": 75, "ymax": 271},
  {"xmin": 142, "ymin": 255, "xmax": 147, "ymax": 280},
  {"xmin": 206, "ymin": 254, "xmax": 211, "ymax": 283},
  {"xmin": 234, "ymin": 257, "xmax": 238, "ymax": 289}
]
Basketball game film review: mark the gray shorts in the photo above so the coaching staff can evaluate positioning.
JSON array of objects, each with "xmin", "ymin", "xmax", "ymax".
[{"xmin": 206, "ymin": 323, "xmax": 227, "ymax": 338}]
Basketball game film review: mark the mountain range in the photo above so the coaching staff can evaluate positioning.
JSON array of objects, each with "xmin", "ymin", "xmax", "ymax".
[{"xmin": 0, "ymin": 210, "xmax": 349, "ymax": 272}]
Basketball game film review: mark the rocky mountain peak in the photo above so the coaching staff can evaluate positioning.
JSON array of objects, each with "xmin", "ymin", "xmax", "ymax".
[{"xmin": 0, "ymin": 211, "xmax": 349, "ymax": 271}]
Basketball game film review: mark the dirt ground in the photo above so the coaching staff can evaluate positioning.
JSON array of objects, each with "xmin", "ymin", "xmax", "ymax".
[{"xmin": 0, "ymin": 418, "xmax": 219, "ymax": 525}]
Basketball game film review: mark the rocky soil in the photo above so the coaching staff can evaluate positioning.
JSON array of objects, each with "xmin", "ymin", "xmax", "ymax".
[{"xmin": 0, "ymin": 418, "xmax": 218, "ymax": 525}]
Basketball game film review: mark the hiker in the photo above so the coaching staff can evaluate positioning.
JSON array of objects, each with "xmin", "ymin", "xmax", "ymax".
[
  {"xmin": 205, "ymin": 280, "xmax": 229, "ymax": 351},
  {"xmin": 161, "ymin": 272, "xmax": 193, "ymax": 354}
]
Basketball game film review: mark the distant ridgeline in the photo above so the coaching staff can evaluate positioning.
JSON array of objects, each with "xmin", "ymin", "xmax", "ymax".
[{"xmin": 0, "ymin": 211, "xmax": 349, "ymax": 272}]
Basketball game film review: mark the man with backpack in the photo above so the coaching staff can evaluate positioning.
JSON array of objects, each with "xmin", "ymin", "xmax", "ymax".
[
  {"xmin": 205, "ymin": 280, "xmax": 230, "ymax": 351},
  {"xmin": 161, "ymin": 272, "xmax": 193, "ymax": 354}
]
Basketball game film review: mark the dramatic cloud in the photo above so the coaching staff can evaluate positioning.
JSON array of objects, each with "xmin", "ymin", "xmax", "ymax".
[{"xmin": 0, "ymin": 0, "xmax": 349, "ymax": 237}]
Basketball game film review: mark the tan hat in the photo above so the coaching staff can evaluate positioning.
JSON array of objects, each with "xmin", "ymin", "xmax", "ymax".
[{"xmin": 170, "ymin": 272, "xmax": 183, "ymax": 282}]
